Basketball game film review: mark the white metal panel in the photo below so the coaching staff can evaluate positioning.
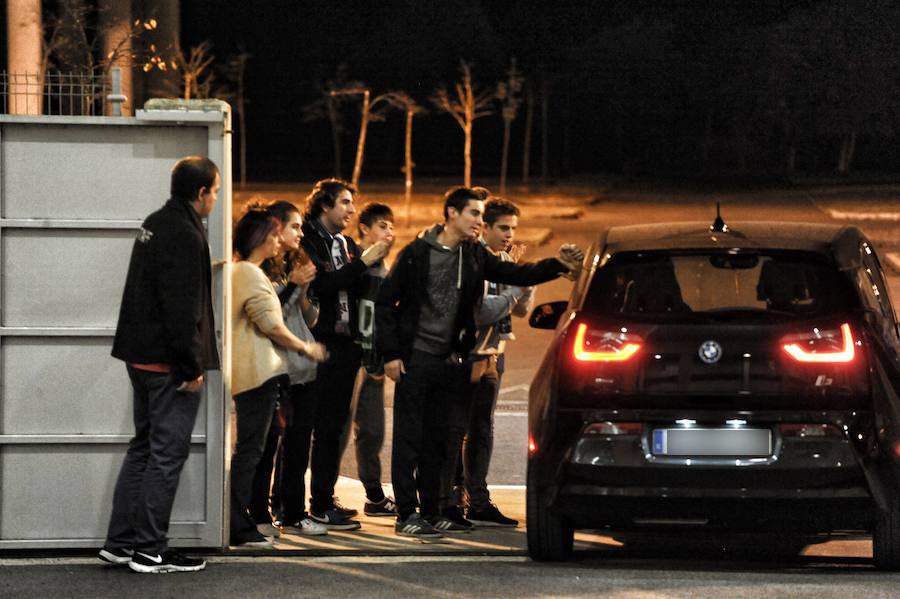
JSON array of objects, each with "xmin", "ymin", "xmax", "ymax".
[
  {"xmin": 0, "ymin": 445, "xmax": 206, "ymax": 540},
  {"xmin": 0, "ymin": 337, "xmax": 207, "ymax": 435},
  {"xmin": 1, "ymin": 229, "xmax": 133, "ymax": 328},
  {"xmin": 0, "ymin": 124, "xmax": 207, "ymax": 220}
]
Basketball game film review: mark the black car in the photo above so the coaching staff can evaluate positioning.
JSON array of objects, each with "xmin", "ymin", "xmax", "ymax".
[{"xmin": 527, "ymin": 219, "xmax": 900, "ymax": 569}]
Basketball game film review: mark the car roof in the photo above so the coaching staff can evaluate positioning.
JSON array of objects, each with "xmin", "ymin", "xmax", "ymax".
[{"xmin": 602, "ymin": 221, "xmax": 864, "ymax": 255}]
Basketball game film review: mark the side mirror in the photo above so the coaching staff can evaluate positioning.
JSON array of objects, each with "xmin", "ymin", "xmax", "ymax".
[{"xmin": 529, "ymin": 301, "xmax": 568, "ymax": 330}]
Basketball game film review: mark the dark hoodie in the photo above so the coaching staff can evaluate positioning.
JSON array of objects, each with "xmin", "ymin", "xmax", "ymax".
[{"xmin": 376, "ymin": 224, "xmax": 569, "ymax": 364}]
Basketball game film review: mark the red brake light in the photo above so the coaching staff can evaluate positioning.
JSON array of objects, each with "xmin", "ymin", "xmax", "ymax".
[
  {"xmin": 528, "ymin": 434, "xmax": 537, "ymax": 454},
  {"xmin": 572, "ymin": 323, "xmax": 642, "ymax": 362},
  {"xmin": 781, "ymin": 323, "xmax": 855, "ymax": 363}
]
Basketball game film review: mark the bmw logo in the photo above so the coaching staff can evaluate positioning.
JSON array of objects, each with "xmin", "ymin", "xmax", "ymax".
[{"xmin": 698, "ymin": 340, "xmax": 723, "ymax": 364}]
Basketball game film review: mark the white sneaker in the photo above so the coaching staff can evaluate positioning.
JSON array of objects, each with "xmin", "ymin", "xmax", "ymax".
[
  {"xmin": 282, "ymin": 517, "xmax": 328, "ymax": 536},
  {"xmin": 256, "ymin": 522, "xmax": 281, "ymax": 538}
]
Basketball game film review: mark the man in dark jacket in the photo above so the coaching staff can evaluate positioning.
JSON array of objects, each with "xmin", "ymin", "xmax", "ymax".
[
  {"xmin": 99, "ymin": 156, "xmax": 220, "ymax": 573},
  {"xmin": 300, "ymin": 179, "xmax": 389, "ymax": 530},
  {"xmin": 376, "ymin": 186, "xmax": 583, "ymax": 539}
]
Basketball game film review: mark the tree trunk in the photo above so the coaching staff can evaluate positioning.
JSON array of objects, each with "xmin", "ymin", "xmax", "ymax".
[
  {"xmin": 540, "ymin": 77, "xmax": 550, "ymax": 183},
  {"xmin": 837, "ymin": 132, "xmax": 857, "ymax": 175},
  {"xmin": 327, "ymin": 96, "xmax": 342, "ymax": 178},
  {"xmin": 404, "ymin": 108, "xmax": 414, "ymax": 228},
  {"xmin": 464, "ymin": 122, "xmax": 472, "ymax": 188},
  {"xmin": 236, "ymin": 67, "xmax": 247, "ymax": 188},
  {"xmin": 700, "ymin": 109, "xmax": 714, "ymax": 167},
  {"xmin": 99, "ymin": 0, "xmax": 133, "ymax": 116},
  {"xmin": 522, "ymin": 84, "xmax": 534, "ymax": 185},
  {"xmin": 500, "ymin": 118, "xmax": 512, "ymax": 195},
  {"xmin": 7, "ymin": 0, "xmax": 43, "ymax": 115},
  {"xmin": 785, "ymin": 144, "xmax": 796, "ymax": 177},
  {"xmin": 351, "ymin": 90, "xmax": 370, "ymax": 189}
]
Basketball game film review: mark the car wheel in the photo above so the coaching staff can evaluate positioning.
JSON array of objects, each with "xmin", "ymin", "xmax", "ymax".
[
  {"xmin": 526, "ymin": 460, "xmax": 574, "ymax": 561},
  {"xmin": 874, "ymin": 498, "xmax": 900, "ymax": 570}
]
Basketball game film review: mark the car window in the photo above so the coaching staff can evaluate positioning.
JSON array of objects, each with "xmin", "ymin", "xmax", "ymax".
[
  {"xmin": 584, "ymin": 251, "xmax": 856, "ymax": 320},
  {"xmin": 860, "ymin": 242, "xmax": 899, "ymax": 338}
]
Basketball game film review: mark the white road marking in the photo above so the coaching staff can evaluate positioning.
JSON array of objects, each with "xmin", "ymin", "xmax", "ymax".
[
  {"xmin": 0, "ymin": 555, "xmax": 531, "ymax": 567},
  {"xmin": 825, "ymin": 208, "xmax": 900, "ymax": 221},
  {"xmin": 498, "ymin": 384, "xmax": 530, "ymax": 395}
]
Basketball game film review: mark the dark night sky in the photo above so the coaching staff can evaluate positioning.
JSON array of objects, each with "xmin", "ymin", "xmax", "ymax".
[{"xmin": 4, "ymin": 1, "xmax": 897, "ymax": 181}]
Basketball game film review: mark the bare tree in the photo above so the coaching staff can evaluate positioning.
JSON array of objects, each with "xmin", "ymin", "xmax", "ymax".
[
  {"xmin": 224, "ymin": 50, "xmax": 252, "ymax": 188},
  {"xmin": 167, "ymin": 41, "xmax": 215, "ymax": 100},
  {"xmin": 302, "ymin": 64, "xmax": 362, "ymax": 178},
  {"xmin": 495, "ymin": 58, "xmax": 525, "ymax": 195},
  {"xmin": 383, "ymin": 93, "xmax": 426, "ymax": 227},
  {"xmin": 521, "ymin": 83, "xmax": 534, "ymax": 185},
  {"xmin": 6, "ymin": 0, "xmax": 43, "ymax": 114},
  {"xmin": 432, "ymin": 61, "xmax": 495, "ymax": 187}
]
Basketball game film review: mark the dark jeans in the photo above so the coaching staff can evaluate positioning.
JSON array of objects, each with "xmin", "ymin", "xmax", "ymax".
[
  {"xmin": 392, "ymin": 350, "xmax": 468, "ymax": 520},
  {"xmin": 230, "ymin": 377, "xmax": 279, "ymax": 543},
  {"xmin": 279, "ymin": 382, "xmax": 317, "ymax": 522},
  {"xmin": 250, "ymin": 401, "xmax": 282, "ymax": 524},
  {"xmin": 309, "ymin": 336, "xmax": 361, "ymax": 514},
  {"xmin": 104, "ymin": 366, "xmax": 201, "ymax": 554},
  {"xmin": 351, "ymin": 371, "xmax": 387, "ymax": 502},
  {"xmin": 460, "ymin": 356, "xmax": 503, "ymax": 510}
]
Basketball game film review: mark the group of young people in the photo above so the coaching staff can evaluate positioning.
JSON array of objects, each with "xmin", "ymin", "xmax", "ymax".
[
  {"xmin": 228, "ymin": 180, "xmax": 584, "ymax": 544},
  {"xmin": 99, "ymin": 156, "xmax": 583, "ymax": 573}
]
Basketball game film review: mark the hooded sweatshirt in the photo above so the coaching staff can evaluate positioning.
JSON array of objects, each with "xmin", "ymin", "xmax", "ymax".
[{"xmin": 413, "ymin": 225, "xmax": 463, "ymax": 356}]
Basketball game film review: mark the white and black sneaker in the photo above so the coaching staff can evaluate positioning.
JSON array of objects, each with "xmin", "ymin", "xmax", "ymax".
[
  {"xmin": 429, "ymin": 515, "xmax": 473, "ymax": 534},
  {"xmin": 395, "ymin": 513, "xmax": 443, "ymax": 539},
  {"xmin": 98, "ymin": 546, "xmax": 133, "ymax": 565},
  {"xmin": 310, "ymin": 509, "xmax": 362, "ymax": 531},
  {"xmin": 128, "ymin": 549, "xmax": 206, "ymax": 574}
]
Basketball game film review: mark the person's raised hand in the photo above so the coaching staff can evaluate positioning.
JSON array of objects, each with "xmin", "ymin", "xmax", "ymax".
[
  {"xmin": 289, "ymin": 262, "xmax": 317, "ymax": 286},
  {"xmin": 361, "ymin": 240, "xmax": 391, "ymax": 267}
]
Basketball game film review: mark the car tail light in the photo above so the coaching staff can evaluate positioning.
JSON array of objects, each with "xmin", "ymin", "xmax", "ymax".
[
  {"xmin": 781, "ymin": 323, "xmax": 855, "ymax": 363},
  {"xmin": 585, "ymin": 421, "xmax": 642, "ymax": 435},
  {"xmin": 528, "ymin": 434, "xmax": 537, "ymax": 454},
  {"xmin": 572, "ymin": 323, "xmax": 642, "ymax": 362},
  {"xmin": 778, "ymin": 423, "xmax": 843, "ymax": 438}
]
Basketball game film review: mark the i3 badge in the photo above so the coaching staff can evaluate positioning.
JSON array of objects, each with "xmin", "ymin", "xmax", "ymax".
[{"xmin": 698, "ymin": 340, "xmax": 723, "ymax": 364}]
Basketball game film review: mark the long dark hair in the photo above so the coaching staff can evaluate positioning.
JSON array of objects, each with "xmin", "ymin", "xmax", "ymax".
[
  {"xmin": 262, "ymin": 200, "xmax": 308, "ymax": 283},
  {"xmin": 233, "ymin": 208, "xmax": 281, "ymax": 261}
]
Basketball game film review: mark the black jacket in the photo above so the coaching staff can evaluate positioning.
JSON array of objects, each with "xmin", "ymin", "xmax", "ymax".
[
  {"xmin": 301, "ymin": 218, "xmax": 366, "ymax": 340},
  {"xmin": 375, "ymin": 233, "xmax": 568, "ymax": 363},
  {"xmin": 111, "ymin": 198, "xmax": 220, "ymax": 382}
]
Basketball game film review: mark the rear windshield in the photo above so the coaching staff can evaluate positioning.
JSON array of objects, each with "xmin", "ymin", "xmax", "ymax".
[{"xmin": 583, "ymin": 251, "xmax": 856, "ymax": 321}]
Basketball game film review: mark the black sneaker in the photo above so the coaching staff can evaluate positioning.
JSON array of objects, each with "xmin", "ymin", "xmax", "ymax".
[
  {"xmin": 364, "ymin": 496, "xmax": 398, "ymax": 517},
  {"xmin": 331, "ymin": 497, "xmax": 358, "ymax": 518},
  {"xmin": 466, "ymin": 503, "xmax": 519, "ymax": 528},
  {"xmin": 428, "ymin": 515, "xmax": 472, "ymax": 534},
  {"xmin": 442, "ymin": 506, "xmax": 475, "ymax": 531},
  {"xmin": 98, "ymin": 546, "xmax": 133, "ymax": 565},
  {"xmin": 310, "ymin": 509, "xmax": 362, "ymax": 530},
  {"xmin": 128, "ymin": 549, "xmax": 206, "ymax": 574},
  {"xmin": 395, "ymin": 513, "xmax": 443, "ymax": 539}
]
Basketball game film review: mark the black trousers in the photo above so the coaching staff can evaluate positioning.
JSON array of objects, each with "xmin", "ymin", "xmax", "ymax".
[
  {"xmin": 391, "ymin": 350, "xmax": 468, "ymax": 519},
  {"xmin": 104, "ymin": 366, "xmax": 201, "ymax": 554},
  {"xmin": 338, "ymin": 369, "xmax": 387, "ymax": 503},
  {"xmin": 308, "ymin": 336, "xmax": 361, "ymax": 514},
  {"xmin": 249, "ymin": 401, "xmax": 283, "ymax": 524},
  {"xmin": 458, "ymin": 355, "xmax": 504, "ymax": 510},
  {"xmin": 230, "ymin": 377, "xmax": 279, "ymax": 543},
  {"xmin": 279, "ymin": 382, "xmax": 317, "ymax": 522}
]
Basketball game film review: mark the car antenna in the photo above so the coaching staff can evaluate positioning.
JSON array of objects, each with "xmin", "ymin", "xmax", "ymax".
[{"xmin": 710, "ymin": 201, "xmax": 728, "ymax": 233}]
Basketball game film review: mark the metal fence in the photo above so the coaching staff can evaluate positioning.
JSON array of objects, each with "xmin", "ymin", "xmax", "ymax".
[{"xmin": 1, "ymin": 71, "xmax": 112, "ymax": 116}]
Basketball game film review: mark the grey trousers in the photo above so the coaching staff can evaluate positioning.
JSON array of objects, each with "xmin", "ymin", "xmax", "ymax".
[
  {"xmin": 104, "ymin": 366, "xmax": 201, "ymax": 554},
  {"xmin": 338, "ymin": 369, "xmax": 387, "ymax": 502}
]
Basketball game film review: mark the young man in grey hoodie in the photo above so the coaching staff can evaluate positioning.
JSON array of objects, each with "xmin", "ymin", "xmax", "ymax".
[
  {"xmin": 376, "ymin": 186, "xmax": 584, "ymax": 539},
  {"xmin": 447, "ymin": 197, "xmax": 533, "ymax": 529}
]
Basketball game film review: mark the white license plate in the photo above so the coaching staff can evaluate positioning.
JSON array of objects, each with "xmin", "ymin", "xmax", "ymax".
[{"xmin": 652, "ymin": 428, "xmax": 772, "ymax": 457}]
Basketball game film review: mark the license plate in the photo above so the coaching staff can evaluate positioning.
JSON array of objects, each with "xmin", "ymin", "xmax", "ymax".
[{"xmin": 652, "ymin": 428, "xmax": 772, "ymax": 457}]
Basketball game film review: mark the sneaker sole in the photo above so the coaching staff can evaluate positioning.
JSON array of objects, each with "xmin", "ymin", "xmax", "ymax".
[
  {"xmin": 128, "ymin": 561, "xmax": 206, "ymax": 574},
  {"xmin": 364, "ymin": 511, "xmax": 399, "ymax": 517},
  {"xmin": 317, "ymin": 522, "xmax": 361, "ymax": 531},
  {"xmin": 98, "ymin": 549, "xmax": 132, "ymax": 565},
  {"xmin": 395, "ymin": 530, "xmax": 444, "ymax": 540},
  {"xmin": 282, "ymin": 527, "xmax": 329, "ymax": 536},
  {"xmin": 466, "ymin": 519, "xmax": 518, "ymax": 528}
]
